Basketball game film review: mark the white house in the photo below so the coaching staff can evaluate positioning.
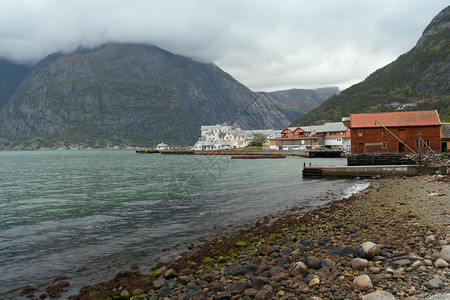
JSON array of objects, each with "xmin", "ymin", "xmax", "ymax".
[
  {"xmin": 193, "ymin": 141, "xmax": 214, "ymax": 151},
  {"xmin": 156, "ymin": 143, "xmax": 170, "ymax": 150},
  {"xmin": 213, "ymin": 140, "xmax": 231, "ymax": 150}
]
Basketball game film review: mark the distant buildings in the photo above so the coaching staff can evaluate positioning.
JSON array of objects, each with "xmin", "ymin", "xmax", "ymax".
[
  {"xmin": 192, "ymin": 110, "xmax": 449, "ymax": 154},
  {"xmin": 276, "ymin": 122, "xmax": 351, "ymax": 151},
  {"xmin": 193, "ymin": 123, "xmax": 280, "ymax": 150},
  {"xmin": 155, "ymin": 143, "xmax": 170, "ymax": 150}
]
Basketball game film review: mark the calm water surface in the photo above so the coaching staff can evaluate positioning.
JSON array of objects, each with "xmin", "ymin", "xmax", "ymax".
[{"xmin": 0, "ymin": 150, "xmax": 368, "ymax": 297}]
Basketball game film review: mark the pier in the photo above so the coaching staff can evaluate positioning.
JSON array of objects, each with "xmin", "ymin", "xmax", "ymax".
[
  {"xmin": 302, "ymin": 164, "xmax": 448, "ymax": 178},
  {"xmin": 136, "ymin": 149, "xmax": 343, "ymax": 157},
  {"xmin": 231, "ymin": 155, "xmax": 286, "ymax": 159}
]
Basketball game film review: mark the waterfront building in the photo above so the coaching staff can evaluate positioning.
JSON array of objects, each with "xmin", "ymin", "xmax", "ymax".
[
  {"xmin": 156, "ymin": 143, "xmax": 170, "ymax": 150},
  {"xmin": 276, "ymin": 122, "xmax": 350, "ymax": 151},
  {"xmin": 345, "ymin": 110, "xmax": 442, "ymax": 154}
]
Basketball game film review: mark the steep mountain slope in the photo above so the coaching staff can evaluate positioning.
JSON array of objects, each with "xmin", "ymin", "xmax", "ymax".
[
  {"xmin": 258, "ymin": 87, "xmax": 339, "ymax": 121},
  {"xmin": 0, "ymin": 44, "xmax": 293, "ymax": 149},
  {"xmin": 0, "ymin": 59, "xmax": 32, "ymax": 110},
  {"xmin": 292, "ymin": 5, "xmax": 449, "ymax": 126}
]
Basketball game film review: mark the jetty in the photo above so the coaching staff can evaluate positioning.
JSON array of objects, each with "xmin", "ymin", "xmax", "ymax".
[
  {"xmin": 231, "ymin": 155, "xmax": 286, "ymax": 159},
  {"xmin": 136, "ymin": 149, "xmax": 343, "ymax": 157},
  {"xmin": 136, "ymin": 149, "xmax": 159, "ymax": 154},
  {"xmin": 302, "ymin": 164, "xmax": 449, "ymax": 178}
]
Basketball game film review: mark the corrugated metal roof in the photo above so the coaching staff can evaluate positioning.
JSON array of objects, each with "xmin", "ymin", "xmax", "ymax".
[
  {"xmin": 350, "ymin": 110, "xmax": 441, "ymax": 128},
  {"xmin": 300, "ymin": 122, "xmax": 347, "ymax": 133},
  {"xmin": 195, "ymin": 141, "xmax": 214, "ymax": 146},
  {"xmin": 320, "ymin": 122, "xmax": 348, "ymax": 132}
]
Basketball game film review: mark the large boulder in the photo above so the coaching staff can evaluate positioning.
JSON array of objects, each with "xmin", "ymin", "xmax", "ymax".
[
  {"xmin": 440, "ymin": 245, "xmax": 450, "ymax": 263},
  {"xmin": 291, "ymin": 262, "xmax": 309, "ymax": 276},
  {"xmin": 351, "ymin": 258, "xmax": 369, "ymax": 270},
  {"xmin": 353, "ymin": 275, "xmax": 373, "ymax": 290},
  {"xmin": 362, "ymin": 291, "xmax": 396, "ymax": 300},
  {"xmin": 356, "ymin": 242, "xmax": 381, "ymax": 259}
]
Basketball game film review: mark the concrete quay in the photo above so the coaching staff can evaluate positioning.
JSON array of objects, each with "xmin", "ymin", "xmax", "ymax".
[{"xmin": 302, "ymin": 164, "xmax": 448, "ymax": 178}]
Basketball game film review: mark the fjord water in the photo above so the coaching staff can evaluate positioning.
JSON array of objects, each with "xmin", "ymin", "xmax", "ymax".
[{"xmin": 0, "ymin": 150, "xmax": 367, "ymax": 297}]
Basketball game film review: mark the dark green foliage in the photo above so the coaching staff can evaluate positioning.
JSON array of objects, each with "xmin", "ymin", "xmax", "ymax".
[{"xmin": 250, "ymin": 133, "xmax": 266, "ymax": 147}]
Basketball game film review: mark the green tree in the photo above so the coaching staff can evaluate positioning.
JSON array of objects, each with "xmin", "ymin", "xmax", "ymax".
[{"xmin": 250, "ymin": 133, "xmax": 266, "ymax": 146}]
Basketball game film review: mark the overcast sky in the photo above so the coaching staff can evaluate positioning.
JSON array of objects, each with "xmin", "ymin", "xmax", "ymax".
[{"xmin": 0, "ymin": 1, "xmax": 446, "ymax": 91}]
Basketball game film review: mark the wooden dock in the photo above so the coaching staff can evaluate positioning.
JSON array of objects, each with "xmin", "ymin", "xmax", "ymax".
[
  {"xmin": 136, "ymin": 149, "xmax": 159, "ymax": 154},
  {"xmin": 347, "ymin": 153, "xmax": 414, "ymax": 166}
]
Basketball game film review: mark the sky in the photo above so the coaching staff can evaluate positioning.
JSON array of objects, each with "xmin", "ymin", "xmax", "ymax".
[{"xmin": 0, "ymin": 1, "xmax": 446, "ymax": 92}]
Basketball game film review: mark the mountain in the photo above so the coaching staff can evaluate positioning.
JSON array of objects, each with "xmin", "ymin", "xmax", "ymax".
[
  {"xmin": 0, "ymin": 43, "xmax": 296, "ymax": 150},
  {"xmin": 0, "ymin": 59, "xmax": 32, "ymax": 110},
  {"xmin": 257, "ymin": 87, "xmax": 339, "ymax": 121},
  {"xmin": 292, "ymin": 5, "xmax": 450, "ymax": 126}
]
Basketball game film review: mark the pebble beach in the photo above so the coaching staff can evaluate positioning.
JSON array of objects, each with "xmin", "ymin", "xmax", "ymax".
[{"xmin": 19, "ymin": 175, "xmax": 449, "ymax": 299}]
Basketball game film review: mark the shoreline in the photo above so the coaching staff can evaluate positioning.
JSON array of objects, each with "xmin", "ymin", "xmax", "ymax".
[{"xmin": 19, "ymin": 175, "xmax": 450, "ymax": 299}]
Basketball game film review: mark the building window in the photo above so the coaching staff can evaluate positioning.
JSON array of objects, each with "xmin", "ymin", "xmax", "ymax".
[
  {"xmin": 382, "ymin": 141, "xmax": 387, "ymax": 148},
  {"xmin": 416, "ymin": 140, "xmax": 430, "ymax": 148},
  {"xmin": 418, "ymin": 128, "xmax": 422, "ymax": 135},
  {"xmin": 358, "ymin": 130, "xmax": 363, "ymax": 137},
  {"xmin": 381, "ymin": 129, "xmax": 385, "ymax": 136}
]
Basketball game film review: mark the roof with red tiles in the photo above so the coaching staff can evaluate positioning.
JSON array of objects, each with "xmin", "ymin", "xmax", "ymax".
[{"xmin": 350, "ymin": 110, "xmax": 441, "ymax": 128}]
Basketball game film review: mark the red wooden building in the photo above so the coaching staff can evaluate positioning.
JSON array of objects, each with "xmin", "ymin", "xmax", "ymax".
[{"xmin": 346, "ymin": 110, "xmax": 442, "ymax": 154}]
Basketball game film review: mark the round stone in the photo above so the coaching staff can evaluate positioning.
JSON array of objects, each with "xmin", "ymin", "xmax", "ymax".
[
  {"xmin": 353, "ymin": 275, "xmax": 373, "ymax": 290},
  {"xmin": 440, "ymin": 245, "xmax": 450, "ymax": 263},
  {"xmin": 434, "ymin": 258, "xmax": 449, "ymax": 268},
  {"xmin": 351, "ymin": 258, "xmax": 369, "ymax": 270}
]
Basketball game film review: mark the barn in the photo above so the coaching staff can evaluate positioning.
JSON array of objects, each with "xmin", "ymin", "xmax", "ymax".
[{"xmin": 347, "ymin": 110, "xmax": 442, "ymax": 154}]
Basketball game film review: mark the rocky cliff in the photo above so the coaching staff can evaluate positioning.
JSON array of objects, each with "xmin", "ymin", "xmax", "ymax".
[
  {"xmin": 0, "ymin": 43, "xmax": 339, "ymax": 150},
  {"xmin": 0, "ymin": 44, "xmax": 286, "ymax": 149}
]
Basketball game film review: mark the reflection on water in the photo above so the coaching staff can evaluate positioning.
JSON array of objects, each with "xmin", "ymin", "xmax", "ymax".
[{"xmin": 0, "ymin": 150, "xmax": 367, "ymax": 297}]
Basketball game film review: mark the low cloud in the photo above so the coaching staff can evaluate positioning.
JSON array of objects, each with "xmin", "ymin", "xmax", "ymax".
[{"xmin": 0, "ymin": 0, "xmax": 445, "ymax": 91}]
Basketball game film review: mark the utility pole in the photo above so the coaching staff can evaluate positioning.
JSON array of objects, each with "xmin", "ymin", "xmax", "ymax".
[{"xmin": 418, "ymin": 132, "xmax": 422, "ymax": 167}]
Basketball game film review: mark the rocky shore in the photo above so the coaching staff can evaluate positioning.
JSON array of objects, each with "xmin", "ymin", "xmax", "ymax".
[{"xmin": 21, "ymin": 175, "xmax": 449, "ymax": 299}]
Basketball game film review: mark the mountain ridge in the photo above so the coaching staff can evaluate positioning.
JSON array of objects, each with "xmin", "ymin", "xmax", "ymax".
[{"xmin": 0, "ymin": 43, "xmax": 337, "ymax": 150}]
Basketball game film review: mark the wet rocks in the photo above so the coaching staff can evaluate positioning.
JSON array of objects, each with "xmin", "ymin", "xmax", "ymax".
[{"xmin": 70, "ymin": 175, "xmax": 450, "ymax": 300}]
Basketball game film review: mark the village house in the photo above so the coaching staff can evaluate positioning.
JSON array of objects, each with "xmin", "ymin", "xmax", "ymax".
[
  {"xmin": 345, "ymin": 110, "xmax": 442, "ymax": 154},
  {"xmin": 155, "ymin": 142, "xmax": 170, "ymax": 150},
  {"xmin": 194, "ymin": 123, "xmax": 280, "ymax": 150},
  {"xmin": 276, "ymin": 122, "xmax": 350, "ymax": 151}
]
